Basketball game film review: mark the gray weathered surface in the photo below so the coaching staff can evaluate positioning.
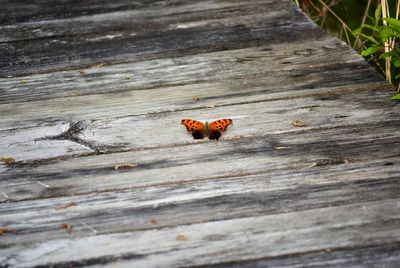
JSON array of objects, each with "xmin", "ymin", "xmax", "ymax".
[{"xmin": 1, "ymin": 0, "xmax": 400, "ymax": 267}]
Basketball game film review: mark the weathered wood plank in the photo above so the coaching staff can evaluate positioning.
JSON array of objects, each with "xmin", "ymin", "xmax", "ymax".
[
  {"xmin": 1, "ymin": 199, "xmax": 399, "ymax": 267},
  {"xmin": 0, "ymin": 0, "xmax": 316, "ymax": 77},
  {"xmin": 78, "ymin": 90, "xmax": 399, "ymax": 152},
  {"xmin": 1, "ymin": 156, "xmax": 399, "ymax": 248},
  {"xmin": 0, "ymin": 0, "xmax": 291, "ymax": 42},
  {"xmin": 1, "ymin": 89, "xmax": 396, "ymax": 162},
  {"xmin": 0, "ymin": 0, "xmax": 196, "ymax": 25},
  {"xmin": 1, "ymin": 37, "xmax": 387, "ymax": 132},
  {"xmin": 0, "ymin": 123, "xmax": 92, "ymax": 163},
  {"xmin": 196, "ymin": 243, "xmax": 400, "ymax": 267},
  {"xmin": 1, "ymin": 0, "xmax": 399, "ymax": 267},
  {"xmin": 0, "ymin": 37, "xmax": 380, "ymax": 105},
  {"xmin": 1, "ymin": 119, "xmax": 399, "ymax": 202}
]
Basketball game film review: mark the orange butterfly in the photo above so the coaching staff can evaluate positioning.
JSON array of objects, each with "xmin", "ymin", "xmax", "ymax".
[{"xmin": 181, "ymin": 119, "xmax": 233, "ymax": 140}]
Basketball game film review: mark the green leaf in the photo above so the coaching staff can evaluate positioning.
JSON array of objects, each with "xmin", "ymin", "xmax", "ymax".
[
  {"xmin": 360, "ymin": 33, "xmax": 379, "ymax": 44},
  {"xmin": 361, "ymin": 23, "xmax": 379, "ymax": 32},
  {"xmin": 380, "ymin": 27, "xmax": 395, "ymax": 41},
  {"xmin": 352, "ymin": 27, "xmax": 362, "ymax": 35},
  {"xmin": 390, "ymin": 93, "xmax": 400, "ymax": 100},
  {"xmin": 393, "ymin": 58, "xmax": 400, "ymax": 68},
  {"xmin": 396, "ymin": 73, "xmax": 400, "ymax": 79},
  {"xmin": 375, "ymin": 4, "xmax": 382, "ymax": 26},
  {"xmin": 352, "ymin": 24, "xmax": 379, "ymax": 36},
  {"xmin": 361, "ymin": 45, "xmax": 380, "ymax": 56},
  {"xmin": 383, "ymin": 18, "xmax": 400, "ymax": 30},
  {"xmin": 368, "ymin": 16, "xmax": 376, "ymax": 26},
  {"xmin": 379, "ymin": 52, "xmax": 394, "ymax": 59},
  {"xmin": 387, "ymin": 26, "xmax": 400, "ymax": 37}
]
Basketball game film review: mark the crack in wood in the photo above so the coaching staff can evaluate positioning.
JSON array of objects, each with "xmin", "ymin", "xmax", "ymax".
[{"xmin": 33, "ymin": 121, "xmax": 114, "ymax": 153}]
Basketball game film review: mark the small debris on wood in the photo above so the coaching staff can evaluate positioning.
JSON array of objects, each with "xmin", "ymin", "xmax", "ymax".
[
  {"xmin": 60, "ymin": 223, "xmax": 73, "ymax": 234},
  {"xmin": 114, "ymin": 163, "xmax": 138, "ymax": 170},
  {"xmin": 37, "ymin": 181, "xmax": 50, "ymax": 188},
  {"xmin": 275, "ymin": 146, "xmax": 288, "ymax": 150},
  {"xmin": 150, "ymin": 219, "xmax": 158, "ymax": 225},
  {"xmin": 310, "ymin": 158, "xmax": 352, "ymax": 167},
  {"xmin": 126, "ymin": 75, "xmax": 134, "ymax": 80},
  {"xmin": 293, "ymin": 48, "xmax": 314, "ymax": 56},
  {"xmin": 292, "ymin": 120, "xmax": 309, "ymax": 127},
  {"xmin": 80, "ymin": 222, "xmax": 98, "ymax": 234},
  {"xmin": 20, "ymin": 80, "xmax": 27, "ymax": 84},
  {"xmin": 205, "ymin": 104, "xmax": 216, "ymax": 109},
  {"xmin": 176, "ymin": 234, "xmax": 188, "ymax": 241},
  {"xmin": 0, "ymin": 227, "xmax": 17, "ymax": 236},
  {"xmin": 0, "ymin": 157, "xmax": 16, "ymax": 165},
  {"xmin": 192, "ymin": 96, "xmax": 200, "ymax": 102},
  {"xmin": 55, "ymin": 202, "xmax": 78, "ymax": 210},
  {"xmin": 1, "ymin": 192, "xmax": 9, "ymax": 199},
  {"xmin": 91, "ymin": 63, "xmax": 106, "ymax": 68},
  {"xmin": 78, "ymin": 69, "xmax": 85, "ymax": 75}
]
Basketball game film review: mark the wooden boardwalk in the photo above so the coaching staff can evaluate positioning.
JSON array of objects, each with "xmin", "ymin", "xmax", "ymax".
[{"xmin": 1, "ymin": 0, "xmax": 400, "ymax": 267}]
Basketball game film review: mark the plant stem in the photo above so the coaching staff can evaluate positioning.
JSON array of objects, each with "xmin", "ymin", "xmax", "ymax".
[
  {"xmin": 353, "ymin": 0, "xmax": 371, "ymax": 49},
  {"xmin": 382, "ymin": 0, "xmax": 392, "ymax": 83},
  {"xmin": 317, "ymin": 0, "xmax": 353, "ymax": 34}
]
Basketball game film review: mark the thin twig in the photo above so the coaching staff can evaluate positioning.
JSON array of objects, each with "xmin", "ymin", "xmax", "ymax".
[
  {"xmin": 382, "ymin": 0, "xmax": 392, "ymax": 83},
  {"xmin": 321, "ymin": 0, "xmax": 338, "ymax": 29},
  {"xmin": 317, "ymin": 0, "xmax": 353, "ymax": 34},
  {"xmin": 353, "ymin": 0, "xmax": 372, "ymax": 49},
  {"xmin": 343, "ymin": 27, "xmax": 351, "ymax": 45},
  {"xmin": 392, "ymin": 0, "xmax": 400, "ymax": 49},
  {"xmin": 394, "ymin": 1, "xmax": 400, "ymax": 92},
  {"xmin": 339, "ymin": 24, "xmax": 344, "ymax": 40},
  {"xmin": 308, "ymin": 0, "xmax": 322, "ymax": 13},
  {"xmin": 313, "ymin": 0, "xmax": 387, "ymax": 82}
]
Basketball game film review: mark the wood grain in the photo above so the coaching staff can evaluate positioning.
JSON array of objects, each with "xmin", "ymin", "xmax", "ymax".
[
  {"xmin": 0, "ymin": 89, "xmax": 396, "ymax": 162},
  {"xmin": 0, "ymin": 38, "xmax": 387, "ymax": 132},
  {"xmin": 1, "ymin": 0, "xmax": 399, "ymax": 267},
  {"xmin": 1, "ymin": 119, "xmax": 399, "ymax": 202},
  {"xmin": 0, "ymin": 0, "xmax": 314, "ymax": 77},
  {"xmin": 2, "ymin": 199, "xmax": 400, "ymax": 267},
  {"xmin": 1, "ymin": 156, "xmax": 399, "ymax": 246}
]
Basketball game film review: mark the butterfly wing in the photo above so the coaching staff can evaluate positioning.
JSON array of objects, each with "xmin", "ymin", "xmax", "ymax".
[
  {"xmin": 181, "ymin": 119, "xmax": 206, "ymax": 139},
  {"xmin": 208, "ymin": 119, "xmax": 233, "ymax": 140}
]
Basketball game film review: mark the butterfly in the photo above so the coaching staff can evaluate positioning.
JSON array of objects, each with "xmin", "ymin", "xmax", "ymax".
[{"xmin": 181, "ymin": 119, "xmax": 233, "ymax": 140}]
